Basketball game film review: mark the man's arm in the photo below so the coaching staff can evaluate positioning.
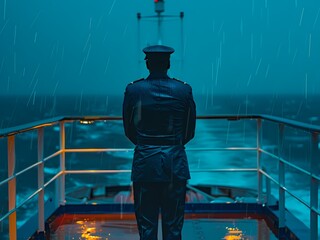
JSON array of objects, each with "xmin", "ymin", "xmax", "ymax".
[
  {"xmin": 122, "ymin": 86, "xmax": 137, "ymax": 145},
  {"xmin": 183, "ymin": 85, "xmax": 196, "ymax": 145}
]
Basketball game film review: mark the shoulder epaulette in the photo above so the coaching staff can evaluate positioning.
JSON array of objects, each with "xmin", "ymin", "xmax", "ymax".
[
  {"xmin": 173, "ymin": 78, "xmax": 188, "ymax": 85},
  {"xmin": 130, "ymin": 78, "xmax": 144, "ymax": 84}
]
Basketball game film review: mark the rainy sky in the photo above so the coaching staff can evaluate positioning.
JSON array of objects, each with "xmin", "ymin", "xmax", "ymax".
[{"xmin": 0, "ymin": 0, "xmax": 319, "ymax": 96}]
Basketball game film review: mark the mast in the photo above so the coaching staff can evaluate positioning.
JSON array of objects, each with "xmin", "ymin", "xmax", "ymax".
[
  {"xmin": 137, "ymin": 1, "xmax": 184, "ymax": 75},
  {"xmin": 154, "ymin": 0, "xmax": 165, "ymax": 44},
  {"xmin": 137, "ymin": 0, "xmax": 184, "ymax": 46}
]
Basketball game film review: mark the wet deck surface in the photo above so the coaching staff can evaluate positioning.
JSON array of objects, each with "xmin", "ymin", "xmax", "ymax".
[{"xmin": 49, "ymin": 213, "xmax": 278, "ymax": 239}]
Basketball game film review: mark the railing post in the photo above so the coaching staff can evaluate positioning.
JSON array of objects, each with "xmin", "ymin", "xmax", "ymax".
[
  {"xmin": 59, "ymin": 121, "xmax": 66, "ymax": 205},
  {"xmin": 310, "ymin": 132, "xmax": 319, "ymax": 240},
  {"xmin": 37, "ymin": 128, "xmax": 45, "ymax": 237},
  {"xmin": 266, "ymin": 176, "xmax": 271, "ymax": 206},
  {"xmin": 278, "ymin": 124, "xmax": 285, "ymax": 229},
  {"xmin": 8, "ymin": 136, "xmax": 17, "ymax": 240},
  {"xmin": 257, "ymin": 118, "xmax": 263, "ymax": 203}
]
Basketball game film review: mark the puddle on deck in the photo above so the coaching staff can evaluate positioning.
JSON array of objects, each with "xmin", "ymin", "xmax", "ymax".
[{"xmin": 49, "ymin": 213, "xmax": 277, "ymax": 240}]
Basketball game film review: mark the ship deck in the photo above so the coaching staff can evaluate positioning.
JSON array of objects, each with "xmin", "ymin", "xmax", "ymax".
[
  {"xmin": 0, "ymin": 115, "xmax": 319, "ymax": 239},
  {"xmin": 33, "ymin": 202, "xmax": 306, "ymax": 240},
  {"xmin": 45, "ymin": 203, "xmax": 281, "ymax": 240}
]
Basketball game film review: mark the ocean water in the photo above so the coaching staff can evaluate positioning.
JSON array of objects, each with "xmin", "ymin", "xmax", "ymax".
[
  {"xmin": 1, "ymin": 93, "xmax": 320, "ymax": 128},
  {"xmin": 0, "ymin": 94, "xmax": 319, "ymax": 238}
]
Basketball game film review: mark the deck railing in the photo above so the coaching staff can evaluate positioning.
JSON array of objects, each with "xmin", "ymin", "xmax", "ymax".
[{"xmin": 0, "ymin": 115, "xmax": 319, "ymax": 239}]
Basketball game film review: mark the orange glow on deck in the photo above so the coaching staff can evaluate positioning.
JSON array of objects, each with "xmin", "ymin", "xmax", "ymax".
[
  {"xmin": 76, "ymin": 219, "xmax": 111, "ymax": 240},
  {"xmin": 223, "ymin": 227, "xmax": 245, "ymax": 240}
]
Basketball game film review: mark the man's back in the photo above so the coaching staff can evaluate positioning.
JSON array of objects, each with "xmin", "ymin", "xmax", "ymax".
[
  {"xmin": 123, "ymin": 74, "xmax": 196, "ymax": 182},
  {"xmin": 124, "ymin": 74, "xmax": 195, "ymax": 144}
]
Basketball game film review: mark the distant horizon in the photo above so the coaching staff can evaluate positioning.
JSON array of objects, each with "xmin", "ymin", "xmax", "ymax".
[
  {"xmin": 0, "ymin": 92, "xmax": 316, "ymax": 97},
  {"xmin": 1, "ymin": 93, "xmax": 319, "ymax": 127}
]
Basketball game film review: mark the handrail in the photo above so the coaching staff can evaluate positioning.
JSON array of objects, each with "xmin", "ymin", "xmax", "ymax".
[
  {"xmin": 260, "ymin": 149, "xmax": 320, "ymax": 181},
  {"xmin": 259, "ymin": 114, "xmax": 320, "ymax": 133},
  {"xmin": 260, "ymin": 169, "xmax": 320, "ymax": 216},
  {"xmin": 1, "ymin": 114, "xmax": 320, "ymax": 138},
  {"xmin": 0, "ymin": 116, "xmax": 63, "ymax": 137},
  {"xmin": 0, "ymin": 116, "xmax": 122, "ymax": 137}
]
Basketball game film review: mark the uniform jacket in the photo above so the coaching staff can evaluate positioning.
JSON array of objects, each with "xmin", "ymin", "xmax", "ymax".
[{"xmin": 123, "ymin": 73, "xmax": 196, "ymax": 182}]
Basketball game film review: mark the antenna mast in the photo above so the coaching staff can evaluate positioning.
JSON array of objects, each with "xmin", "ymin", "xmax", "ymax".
[
  {"xmin": 137, "ymin": 0, "xmax": 184, "ymax": 46},
  {"xmin": 137, "ymin": 1, "xmax": 184, "ymax": 75},
  {"xmin": 155, "ymin": 0, "xmax": 165, "ymax": 44}
]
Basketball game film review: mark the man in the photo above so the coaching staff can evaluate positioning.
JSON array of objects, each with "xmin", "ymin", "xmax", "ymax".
[{"xmin": 122, "ymin": 45, "xmax": 196, "ymax": 240}]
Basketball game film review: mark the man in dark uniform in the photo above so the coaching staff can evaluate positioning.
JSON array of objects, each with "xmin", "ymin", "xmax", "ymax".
[{"xmin": 122, "ymin": 45, "xmax": 196, "ymax": 240}]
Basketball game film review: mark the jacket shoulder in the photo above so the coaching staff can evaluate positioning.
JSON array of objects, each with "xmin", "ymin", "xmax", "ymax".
[
  {"xmin": 172, "ymin": 78, "xmax": 191, "ymax": 87},
  {"xmin": 125, "ymin": 78, "xmax": 144, "ymax": 93},
  {"xmin": 129, "ymin": 78, "xmax": 144, "ymax": 85}
]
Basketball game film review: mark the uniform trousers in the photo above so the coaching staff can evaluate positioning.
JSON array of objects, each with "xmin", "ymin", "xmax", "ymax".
[{"xmin": 133, "ymin": 180, "xmax": 187, "ymax": 240}]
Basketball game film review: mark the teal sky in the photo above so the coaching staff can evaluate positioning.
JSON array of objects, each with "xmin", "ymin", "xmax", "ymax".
[{"xmin": 0, "ymin": 0, "xmax": 319, "ymax": 96}]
